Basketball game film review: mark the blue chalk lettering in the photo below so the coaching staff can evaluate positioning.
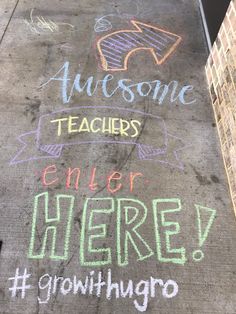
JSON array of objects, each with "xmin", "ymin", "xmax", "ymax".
[{"xmin": 41, "ymin": 61, "xmax": 196, "ymax": 106}]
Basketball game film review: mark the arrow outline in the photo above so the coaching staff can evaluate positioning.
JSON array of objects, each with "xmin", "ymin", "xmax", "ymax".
[{"xmin": 97, "ymin": 20, "xmax": 182, "ymax": 71}]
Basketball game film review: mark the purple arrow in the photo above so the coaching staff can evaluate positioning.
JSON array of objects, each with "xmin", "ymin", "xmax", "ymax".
[{"xmin": 97, "ymin": 20, "xmax": 182, "ymax": 71}]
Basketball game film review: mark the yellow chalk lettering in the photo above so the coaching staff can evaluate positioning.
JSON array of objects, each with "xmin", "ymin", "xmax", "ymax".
[
  {"xmin": 51, "ymin": 118, "xmax": 68, "ymax": 136},
  {"xmin": 131, "ymin": 120, "xmax": 141, "ymax": 138},
  {"xmin": 102, "ymin": 117, "xmax": 112, "ymax": 134},
  {"xmin": 112, "ymin": 118, "xmax": 120, "ymax": 135},
  {"xmin": 68, "ymin": 115, "xmax": 79, "ymax": 134},
  {"xmin": 78, "ymin": 117, "xmax": 90, "ymax": 133},
  {"xmin": 120, "ymin": 119, "xmax": 130, "ymax": 137},
  {"xmin": 90, "ymin": 118, "xmax": 102, "ymax": 133}
]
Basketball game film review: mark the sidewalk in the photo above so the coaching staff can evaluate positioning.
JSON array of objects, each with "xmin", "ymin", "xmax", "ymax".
[{"xmin": 0, "ymin": 0, "xmax": 236, "ymax": 313}]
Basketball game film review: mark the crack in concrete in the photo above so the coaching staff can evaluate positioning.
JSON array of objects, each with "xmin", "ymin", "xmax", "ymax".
[{"xmin": 0, "ymin": 0, "xmax": 20, "ymax": 47}]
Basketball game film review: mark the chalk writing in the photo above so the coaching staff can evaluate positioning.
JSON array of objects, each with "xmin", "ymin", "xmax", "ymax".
[
  {"xmin": 117, "ymin": 198, "xmax": 154, "ymax": 266},
  {"xmin": 8, "ymin": 268, "xmax": 31, "ymax": 299},
  {"xmin": 192, "ymin": 205, "xmax": 216, "ymax": 262},
  {"xmin": 8, "ymin": 268, "xmax": 178, "ymax": 312},
  {"xmin": 28, "ymin": 192, "xmax": 216, "ymax": 266},
  {"xmin": 94, "ymin": 14, "xmax": 115, "ymax": 33},
  {"xmin": 153, "ymin": 199, "xmax": 186, "ymax": 265},
  {"xmin": 97, "ymin": 20, "xmax": 182, "ymax": 71},
  {"xmin": 10, "ymin": 106, "xmax": 187, "ymax": 170},
  {"xmin": 5, "ymin": 4, "xmax": 226, "ymax": 314},
  {"xmin": 37, "ymin": 269, "xmax": 178, "ymax": 311},
  {"xmin": 28, "ymin": 192, "xmax": 74, "ymax": 260},
  {"xmin": 41, "ymin": 165, "xmax": 144, "ymax": 193},
  {"xmin": 80, "ymin": 198, "xmax": 115, "ymax": 266},
  {"xmin": 39, "ymin": 61, "xmax": 196, "ymax": 105},
  {"xmin": 24, "ymin": 9, "xmax": 75, "ymax": 34},
  {"xmin": 50, "ymin": 115, "xmax": 141, "ymax": 137},
  {"xmin": 60, "ymin": 43, "xmax": 73, "ymax": 50},
  {"xmin": 94, "ymin": 0, "xmax": 155, "ymax": 33}
]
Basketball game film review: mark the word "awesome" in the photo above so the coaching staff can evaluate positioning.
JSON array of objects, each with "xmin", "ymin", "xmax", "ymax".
[{"xmin": 41, "ymin": 61, "xmax": 196, "ymax": 105}]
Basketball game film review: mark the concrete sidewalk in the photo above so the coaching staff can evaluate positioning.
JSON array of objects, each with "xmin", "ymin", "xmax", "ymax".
[{"xmin": 0, "ymin": 0, "xmax": 236, "ymax": 313}]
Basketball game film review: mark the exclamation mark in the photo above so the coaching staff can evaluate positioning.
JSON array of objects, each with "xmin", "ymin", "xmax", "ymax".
[{"xmin": 192, "ymin": 205, "xmax": 216, "ymax": 262}]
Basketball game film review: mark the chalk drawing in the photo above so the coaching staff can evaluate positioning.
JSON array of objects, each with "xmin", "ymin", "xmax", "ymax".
[
  {"xmin": 39, "ymin": 61, "xmax": 196, "ymax": 105},
  {"xmin": 28, "ymin": 193, "xmax": 215, "ymax": 265},
  {"xmin": 28, "ymin": 192, "xmax": 74, "ymax": 260},
  {"xmin": 40, "ymin": 165, "xmax": 144, "ymax": 194},
  {"xmin": 153, "ymin": 199, "xmax": 187, "ymax": 265},
  {"xmin": 94, "ymin": 14, "xmax": 115, "ymax": 33},
  {"xmin": 80, "ymin": 198, "xmax": 115, "ymax": 266},
  {"xmin": 94, "ymin": 0, "xmax": 152, "ymax": 33},
  {"xmin": 24, "ymin": 9, "xmax": 75, "ymax": 34},
  {"xmin": 60, "ymin": 43, "xmax": 73, "ymax": 50},
  {"xmin": 8, "ymin": 268, "xmax": 32, "ymax": 299},
  {"xmin": 8, "ymin": 267, "xmax": 178, "ymax": 311},
  {"xmin": 192, "ymin": 205, "xmax": 216, "ymax": 262},
  {"xmin": 117, "ymin": 198, "xmax": 154, "ymax": 266},
  {"xmin": 50, "ymin": 115, "xmax": 141, "ymax": 137},
  {"xmin": 41, "ymin": 164, "xmax": 59, "ymax": 186},
  {"xmin": 35, "ymin": 268, "xmax": 179, "ymax": 311},
  {"xmin": 10, "ymin": 106, "xmax": 187, "ymax": 170},
  {"xmin": 97, "ymin": 20, "xmax": 182, "ymax": 71}
]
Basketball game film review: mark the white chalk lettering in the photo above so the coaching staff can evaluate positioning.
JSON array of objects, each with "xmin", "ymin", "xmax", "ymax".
[{"xmin": 37, "ymin": 269, "xmax": 179, "ymax": 312}]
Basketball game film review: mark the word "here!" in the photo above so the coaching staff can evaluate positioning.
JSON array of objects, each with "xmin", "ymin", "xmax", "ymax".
[{"xmin": 28, "ymin": 191, "xmax": 200, "ymax": 267}]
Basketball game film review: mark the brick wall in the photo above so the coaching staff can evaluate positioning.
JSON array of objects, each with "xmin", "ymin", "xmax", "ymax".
[{"xmin": 205, "ymin": 0, "xmax": 236, "ymax": 215}]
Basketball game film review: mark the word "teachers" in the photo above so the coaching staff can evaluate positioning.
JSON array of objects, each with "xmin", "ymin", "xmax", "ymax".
[{"xmin": 51, "ymin": 115, "xmax": 141, "ymax": 137}]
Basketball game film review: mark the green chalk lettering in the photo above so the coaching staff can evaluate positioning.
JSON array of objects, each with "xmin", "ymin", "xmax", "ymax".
[
  {"xmin": 117, "ymin": 198, "xmax": 154, "ymax": 267},
  {"xmin": 28, "ymin": 192, "xmax": 74, "ymax": 260},
  {"xmin": 195, "ymin": 205, "xmax": 216, "ymax": 247},
  {"xmin": 80, "ymin": 198, "xmax": 114, "ymax": 266},
  {"xmin": 153, "ymin": 198, "xmax": 186, "ymax": 265}
]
